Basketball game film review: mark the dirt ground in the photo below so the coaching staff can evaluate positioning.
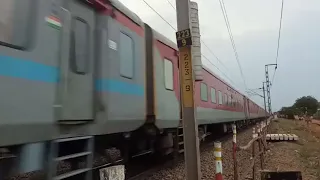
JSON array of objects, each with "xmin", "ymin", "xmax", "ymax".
[{"xmin": 265, "ymin": 118, "xmax": 320, "ymax": 180}]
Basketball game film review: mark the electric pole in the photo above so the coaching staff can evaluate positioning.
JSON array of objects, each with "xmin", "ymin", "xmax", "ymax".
[
  {"xmin": 175, "ymin": 0, "xmax": 201, "ymax": 179},
  {"xmin": 265, "ymin": 64, "xmax": 277, "ymax": 114},
  {"xmin": 262, "ymin": 82, "xmax": 267, "ymax": 118}
]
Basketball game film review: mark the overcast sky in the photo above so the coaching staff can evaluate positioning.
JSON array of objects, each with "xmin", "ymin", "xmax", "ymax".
[{"xmin": 118, "ymin": 0, "xmax": 320, "ymax": 111}]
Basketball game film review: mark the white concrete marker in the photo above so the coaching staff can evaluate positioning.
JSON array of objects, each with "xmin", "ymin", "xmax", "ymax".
[
  {"xmin": 266, "ymin": 134, "xmax": 298, "ymax": 141},
  {"xmin": 279, "ymin": 134, "xmax": 283, "ymax": 140}
]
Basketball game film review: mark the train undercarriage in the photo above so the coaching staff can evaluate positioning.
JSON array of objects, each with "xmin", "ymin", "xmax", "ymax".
[{"xmin": 0, "ymin": 117, "xmax": 265, "ymax": 180}]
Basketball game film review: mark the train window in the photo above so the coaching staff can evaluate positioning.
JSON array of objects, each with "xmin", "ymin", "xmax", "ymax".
[
  {"xmin": 218, "ymin": 91, "xmax": 222, "ymax": 105},
  {"xmin": 231, "ymin": 95, "xmax": 234, "ymax": 107},
  {"xmin": 228, "ymin": 95, "xmax": 232, "ymax": 107},
  {"xmin": 0, "ymin": 0, "xmax": 36, "ymax": 49},
  {"xmin": 200, "ymin": 83, "xmax": 208, "ymax": 101},
  {"xmin": 71, "ymin": 18, "xmax": 89, "ymax": 74},
  {"xmin": 224, "ymin": 94, "xmax": 228, "ymax": 105},
  {"xmin": 210, "ymin": 88, "xmax": 216, "ymax": 103},
  {"xmin": 164, "ymin": 59, "xmax": 173, "ymax": 90},
  {"xmin": 120, "ymin": 32, "xmax": 134, "ymax": 78}
]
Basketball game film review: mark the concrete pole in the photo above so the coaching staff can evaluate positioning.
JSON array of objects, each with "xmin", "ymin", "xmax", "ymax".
[{"xmin": 175, "ymin": 1, "xmax": 201, "ymax": 179}]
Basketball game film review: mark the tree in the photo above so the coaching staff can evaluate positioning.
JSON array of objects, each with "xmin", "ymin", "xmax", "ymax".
[
  {"xmin": 279, "ymin": 106, "xmax": 296, "ymax": 119},
  {"xmin": 293, "ymin": 96, "xmax": 319, "ymax": 116},
  {"xmin": 279, "ymin": 96, "xmax": 319, "ymax": 119}
]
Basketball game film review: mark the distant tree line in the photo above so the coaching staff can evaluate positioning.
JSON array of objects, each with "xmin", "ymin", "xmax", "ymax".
[{"xmin": 279, "ymin": 96, "xmax": 319, "ymax": 119}]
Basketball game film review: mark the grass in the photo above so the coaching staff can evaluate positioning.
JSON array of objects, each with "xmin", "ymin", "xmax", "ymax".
[{"xmin": 270, "ymin": 119, "xmax": 320, "ymax": 178}]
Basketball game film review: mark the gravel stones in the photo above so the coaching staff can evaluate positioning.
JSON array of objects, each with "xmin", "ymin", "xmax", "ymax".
[{"xmin": 143, "ymin": 127, "xmax": 259, "ymax": 180}]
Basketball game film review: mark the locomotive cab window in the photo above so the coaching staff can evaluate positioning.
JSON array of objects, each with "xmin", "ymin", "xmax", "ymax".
[
  {"xmin": 120, "ymin": 32, "xmax": 134, "ymax": 78},
  {"xmin": 210, "ymin": 88, "xmax": 216, "ymax": 103},
  {"xmin": 0, "ymin": 0, "xmax": 36, "ymax": 49},
  {"xmin": 218, "ymin": 91, "xmax": 223, "ymax": 105},
  {"xmin": 200, "ymin": 83, "xmax": 208, "ymax": 101},
  {"xmin": 164, "ymin": 59, "xmax": 173, "ymax": 90},
  {"xmin": 71, "ymin": 18, "xmax": 89, "ymax": 74}
]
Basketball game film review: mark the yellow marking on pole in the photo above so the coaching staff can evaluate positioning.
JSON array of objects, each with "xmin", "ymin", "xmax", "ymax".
[
  {"xmin": 214, "ymin": 148, "xmax": 222, "ymax": 152},
  {"xmin": 215, "ymin": 157, "xmax": 222, "ymax": 161},
  {"xmin": 178, "ymin": 46, "xmax": 194, "ymax": 108}
]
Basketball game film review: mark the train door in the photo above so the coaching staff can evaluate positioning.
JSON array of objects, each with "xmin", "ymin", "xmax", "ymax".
[{"xmin": 58, "ymin": 0, "xmax": 96, "ymax": 121}]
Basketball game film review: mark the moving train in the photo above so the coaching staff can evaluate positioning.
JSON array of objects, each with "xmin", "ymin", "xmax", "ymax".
[{"xmin": 0, "ymin": 0, "xmax": 267, "ymax": 179}]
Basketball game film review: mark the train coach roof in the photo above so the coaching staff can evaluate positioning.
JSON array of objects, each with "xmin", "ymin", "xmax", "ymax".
[
  {"xmin": 110, "ymin": 0, "xmax": 144, "ymax": 27},
  {"xmin": 202, "ymin": 66, "xmax": 242, "ymax": 95},
  {"xmin": 152, "ymin": 29, "xmax": 178, "ymax": 50}
]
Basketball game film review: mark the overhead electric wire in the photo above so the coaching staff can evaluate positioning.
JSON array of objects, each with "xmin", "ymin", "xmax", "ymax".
[
  {"xmin": 201, "ymin": 40, "xmax": 230, "ymax": 72},
  {"xmin": 218, "ymin": 0, "xmax": 248, "ymax": 90},
  {"xmin": 271, "ymin": 69, "xmax": 276, "ymax": 86},
  {"xmin": 202, "ymin": 54, "xmax": 238, "ymax": 86},
  {"xmin": 143, "ymin": 0, "xmax": 239, "ymax": 87},
  {"xmin": 142, "ymin": 0, "xmax": 176, "ymax": 31},
  {"xmin": 166, "ymin": 0, "xmax": 175, "ymax": 10},
  {"xmin": 275, "ymin": 0, "xmax": 284, "ymax": 65},
  {"xmin": 166, "ymin": 0, "xmax": 230, "ymax": 72},
  {"xmin": 271, "ymin": 0, "xmax": 284, "ymax": 86}
]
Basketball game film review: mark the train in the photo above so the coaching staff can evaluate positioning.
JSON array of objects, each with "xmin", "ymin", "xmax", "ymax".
[{"xmin": 0, "ymin": 0, "xmax": 268, "ymax": 179}]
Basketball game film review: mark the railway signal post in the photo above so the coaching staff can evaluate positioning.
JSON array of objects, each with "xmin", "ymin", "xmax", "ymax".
[{"xmin": 175, "ymin": 0, "xmax": 201, "ymax": 179}]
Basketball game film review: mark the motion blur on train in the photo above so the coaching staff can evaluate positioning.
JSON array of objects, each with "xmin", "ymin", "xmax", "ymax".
[{"xmin": 0, "ymin": 0, "xmax": 268, "ymax": 179}]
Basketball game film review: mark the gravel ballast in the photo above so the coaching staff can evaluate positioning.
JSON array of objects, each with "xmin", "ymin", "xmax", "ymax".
[{"xmin": 142, "ymin": 126, "xmax": 264, "ymax": 180}]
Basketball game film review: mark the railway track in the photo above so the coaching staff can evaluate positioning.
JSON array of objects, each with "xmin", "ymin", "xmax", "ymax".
[
  {"xmin": 125, "ymin": 123, "xmax": 259, "ymax": 180},
  {"xmin": 126, "ymin": 132, "xmax": 236, "ymax": 180}
]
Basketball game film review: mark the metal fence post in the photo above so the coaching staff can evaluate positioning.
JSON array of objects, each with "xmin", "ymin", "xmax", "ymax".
[
  {"xmin": 232, "ymin": 124, "xmax": 238, "ymax": 180},
  {"xmin": 214, "ymin": 141, "xmax": 223, "ymax": 180},
  {"xmin": 252, "ymin": 127, "xmax": 256, "ymax": 180},
  {"xmin": 257, "ymin": 124, "xmax": 264, "ymax": 170}
]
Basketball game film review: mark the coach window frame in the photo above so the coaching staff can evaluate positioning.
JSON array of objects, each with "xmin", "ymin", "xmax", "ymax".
[
  {"xmin": 210, "ymin": 87, "xmax": 216, "ymax": 104},
  {"xmin": 218, "ymin": 90, "xmax": 223, "ymax": 105},
  {"xmin": 70, "ymin": 17, "xmax": 90, "ymax": 74},
  {"xmin": 230, "ymin": 95, "xmax": 233, "ymax": 107},
  {"xmin": 164, "ymin": 58, "xmax": 174, "ymax": 91},
  {"xmin": 0, "ymin": 0, "xmax": 37, "ymax": 50},
  {"xmin": 224, "ymin": 93, "xmax": 228, "ymax": 106},
  {"xmin": 231, "ymin": 95, "xmax": 235, "ymax": 107},
  {"xmin": 200, "ymin": 82, "xmax": 208, "ymax": 102},
  {"xmin": 119, "ymin": 31, "xmax": 135, "ymax": 79}
]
